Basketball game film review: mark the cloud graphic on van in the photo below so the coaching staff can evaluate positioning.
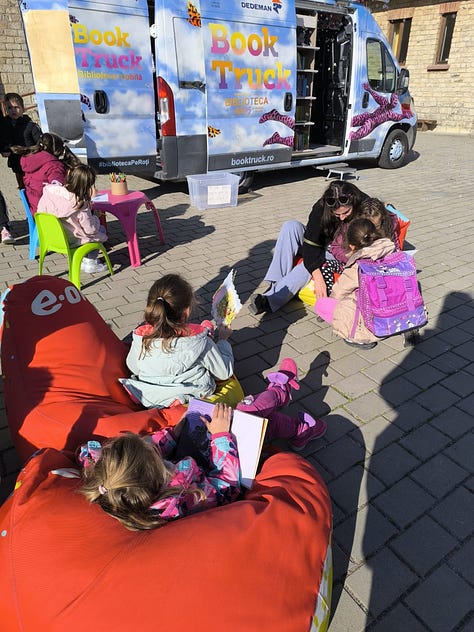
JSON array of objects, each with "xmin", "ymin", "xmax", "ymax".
[
  {"xmin": 84, "ymin": 118, "xmax": 155, "ymax": 157},
  {"xmin": 105, "ymin": 89, "xmax": 154, "ymax": 116}
]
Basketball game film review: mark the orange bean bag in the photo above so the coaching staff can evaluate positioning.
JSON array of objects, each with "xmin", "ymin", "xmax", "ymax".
[
  {"xmin": 0, "ymin": 276, "xmax": 185, "ymax": 462},
  {"xmin": 0, "ymin": 276, "xmax": 333, "ymax": 631},
  {"xmin": 0, "ymin": 447, "xmax": 332, "ymax": 632}
]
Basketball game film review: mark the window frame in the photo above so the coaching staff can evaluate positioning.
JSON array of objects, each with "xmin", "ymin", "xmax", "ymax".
[
  {"xmin": 389, "ymin": 18, "xmax": 412, "ymax": 66},
  {"xmin": 366, "ymin": 39, "xmax": 397, "ymax": 94},
  {"xmin": 436, "ymin": 11, "xmax": 456, "ymax": 64}
]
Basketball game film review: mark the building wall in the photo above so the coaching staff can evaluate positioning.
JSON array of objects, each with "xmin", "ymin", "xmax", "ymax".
[
  {"xmin": 0, "ymin": 0, "xmax": 39, "ymax": 120},
  {"xmin": 369, "ymin": 0, "xmax": 474, "ymax": 133}
]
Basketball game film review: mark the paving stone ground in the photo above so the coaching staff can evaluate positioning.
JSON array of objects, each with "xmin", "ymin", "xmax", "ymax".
[{"xmin": 1, "ymin": 132, "xmax": 473, "ymax": 631}]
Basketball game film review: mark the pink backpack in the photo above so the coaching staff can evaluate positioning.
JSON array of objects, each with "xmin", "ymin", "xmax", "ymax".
[{"xmin": 355, "ymin": 251, "xmax": 427, "ymax": 338}]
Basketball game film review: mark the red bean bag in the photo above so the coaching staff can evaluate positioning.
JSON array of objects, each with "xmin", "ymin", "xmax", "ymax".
[
  {"xmin": 0, "ymin": 446, "xmax": 332, "ymax": 632},
  {"xmin": 0, "ymin": 276, "xmax": 185, "ymax": 461},
  {"xmin": 0, "ymin": 276, "xmax": 333, "ymax": 631}
]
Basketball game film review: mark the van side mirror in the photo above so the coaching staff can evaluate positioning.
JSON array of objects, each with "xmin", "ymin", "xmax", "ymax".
[{"xmin": 397, "ymin": 68, "xmax": 410, "ymax": 94}]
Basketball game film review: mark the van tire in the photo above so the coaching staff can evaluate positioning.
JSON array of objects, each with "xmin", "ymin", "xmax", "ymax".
[
  {"xmin": 236, "ymin": 171, "xmax": 254, "ymax": 193},
  {"xmin": 378, "ymin": 130, "xmax": 409, "ymax": 169}
]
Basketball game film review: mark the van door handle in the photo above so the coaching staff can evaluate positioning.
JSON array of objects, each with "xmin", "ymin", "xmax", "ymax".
[
  {"xmin": 179, "ymin": 81, "xmax": 206, "ymax": 92},
  {"xmin": 362, "ymin": 91, "xmax": 369, "ymax": 108},
  {"xmin": 94, "ymin": 90, "xmax": 108, "ymax": 114},
  {"xmin": 284, "ymin": 92, "xmax": 293, "ymax": 111}
]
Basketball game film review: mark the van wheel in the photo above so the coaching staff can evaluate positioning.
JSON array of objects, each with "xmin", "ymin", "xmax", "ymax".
[
  {"xmin": 236, "ymin": 171, "xmax": 254, "ymax": 193},
  {"xmin": 378, "ymin": 130, "xmax": 409, "ymax": 169}
]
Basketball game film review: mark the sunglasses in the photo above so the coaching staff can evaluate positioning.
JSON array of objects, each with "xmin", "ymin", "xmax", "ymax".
[{"xmin": 325, "ymin": 194, "xmax": 352, "ymax": 208}]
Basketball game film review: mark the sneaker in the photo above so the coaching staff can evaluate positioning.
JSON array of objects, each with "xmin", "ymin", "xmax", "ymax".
[
  {"xmin": 249, "ymin": 293, "xmax": 270, "ymax": 315},
  {"xmin": 271, "ymin": 357, "xmax": 300, "ymax": 391},
  {"xmin": 403, "ymin": 328, "xmax": 421, "ymax": 347},
  {"xmin": 343, "ymin": 338, "xmax": 377, "ymax": 350},
  {"xmin": 1, "ymin": 227, "xmax": 14, "ymax": 244},
  {"xmin": 80, "ymin": 258, "xmax": 108, "ymax": 273},
  {"xmin": 291, "ymin": 412, "xmax": 327, "ymax": 451}
]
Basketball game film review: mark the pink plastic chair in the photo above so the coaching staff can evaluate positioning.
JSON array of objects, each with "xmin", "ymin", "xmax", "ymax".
[{"xmin": 93, "ymin": 191, "xmax": 165, "ymax": 267}]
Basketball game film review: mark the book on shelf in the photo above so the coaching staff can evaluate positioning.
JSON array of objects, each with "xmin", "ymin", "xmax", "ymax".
[
  {"xmin": 294, "ymin": 129, "xmax": 310, "ymax": 151},
  {"xmin": 297, "ymin": 74, "xmax": 308, "ymax": 97},
  {"xmin": 181, "ymin": 398, "xmax": 268, "ymax": 489}
]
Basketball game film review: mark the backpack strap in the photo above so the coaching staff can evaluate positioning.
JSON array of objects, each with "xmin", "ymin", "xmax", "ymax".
[
  {"xmin": 375, "ymin": 276, "xmax": 388, "ymax": 307},
  {"xmin": 404, "ymin": 278, "xmax": 415, "ymax": 311},
  {"xmin": 350, "ymin": 289, "xmax": 361, "ymax": 339}
]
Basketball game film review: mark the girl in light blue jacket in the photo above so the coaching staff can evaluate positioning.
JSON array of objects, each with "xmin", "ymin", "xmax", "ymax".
[
  {"xmin": 121, "ymin": 273, "xmax": 327, "ymax": 450},
  {"xmin": 122, "ymin": 274, "xmax": 235, "ymax": 408}
]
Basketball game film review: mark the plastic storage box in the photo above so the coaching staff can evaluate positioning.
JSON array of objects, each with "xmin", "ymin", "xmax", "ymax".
[{"xmin": 186, "ymin": 172, "xmax": 239, "ymax": 210}]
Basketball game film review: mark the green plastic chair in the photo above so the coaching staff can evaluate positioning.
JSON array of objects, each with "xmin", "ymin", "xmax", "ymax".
[{"xmin": 35, "ymin": 212, "xmax": 113, "ymax": 289}]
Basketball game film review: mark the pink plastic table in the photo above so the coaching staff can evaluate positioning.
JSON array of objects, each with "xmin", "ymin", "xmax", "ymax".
[{"xmin": 93, "ymin": 190, "xmax": 165, "ymax": 267}]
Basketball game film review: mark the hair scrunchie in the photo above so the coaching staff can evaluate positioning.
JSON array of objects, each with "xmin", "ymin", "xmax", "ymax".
[{"xmin": 78, "ymin": 440, "xmax": 103, "ymax": 468}]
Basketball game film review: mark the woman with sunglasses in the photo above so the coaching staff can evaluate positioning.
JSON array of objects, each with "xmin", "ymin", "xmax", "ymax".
[{"xmin": 249, "ymin": 180, "xmax": 369, "ymax": 315}]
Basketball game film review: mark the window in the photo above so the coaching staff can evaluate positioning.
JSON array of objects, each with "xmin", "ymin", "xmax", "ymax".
[
  {"xmin": 367, "ymin": 40, "xmax": 396, "ymax": 93},
  {"xmin": 436, "ymin": 12, "xmax": 456, "ymax": 64},
  {"xmin": 389, "ymin": 18, "xmax": 412, "ymax": 65}
]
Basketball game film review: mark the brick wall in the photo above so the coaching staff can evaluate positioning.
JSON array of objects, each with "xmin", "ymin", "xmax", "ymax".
[
  {"xmin": 370, "ymin": 0, "xmax": 474, "ymax": 133},
  {"xmin": 0, "ymin": 0, "xmax": 38, "ymax": 120}
]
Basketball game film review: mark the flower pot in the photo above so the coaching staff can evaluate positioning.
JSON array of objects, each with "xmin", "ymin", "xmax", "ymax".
[{"xmin": 110, "ymin": 181, "xmax": 128, "ymax": 196}]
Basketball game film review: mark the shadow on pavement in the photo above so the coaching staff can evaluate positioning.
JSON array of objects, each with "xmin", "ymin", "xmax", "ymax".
[{"xmin": 362, "ymin": 291, "xmax": 473, "ymax": 628}]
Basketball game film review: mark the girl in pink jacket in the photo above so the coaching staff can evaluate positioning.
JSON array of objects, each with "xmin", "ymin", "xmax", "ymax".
[
  {"xmin": 16, "ymin": 133, "xmax": 81, "ymax": 212},
  {"xmin": 37, "ymin": 163, "xmax": 108, "ymax": 273},
  {"xmin": 78, "ymin": 403, "xmax": 241, "ymax": 530},
  {"xmin": 315, "ymin": 218, "xmax": 396, "ymax": 349}
]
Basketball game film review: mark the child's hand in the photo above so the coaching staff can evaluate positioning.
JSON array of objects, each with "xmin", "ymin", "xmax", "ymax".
[
  {"xmin": 201, "ymin": 319, "xmax": 215, "ymax": 338},
  {"xmin": 217, "ymin": 324, "xmax": 232, "ymax": 341},
  {"xmin": 202, "ymin": 403, "xmax": 233, "ymax": 434}
]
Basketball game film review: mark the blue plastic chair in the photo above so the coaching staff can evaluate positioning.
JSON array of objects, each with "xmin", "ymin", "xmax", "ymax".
[{"xmin": 19, "ymin": 189, "xmax": 39, "ymax": 260}]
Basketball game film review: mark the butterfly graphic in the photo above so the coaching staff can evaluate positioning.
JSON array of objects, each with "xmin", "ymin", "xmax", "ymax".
[
  {"xmin": 207, "ymin": 125, "xmax": 221, "ymax": 138},
  {"xmin": 187, "ymin": 2, "xmax": 201, "ymax": 28}
]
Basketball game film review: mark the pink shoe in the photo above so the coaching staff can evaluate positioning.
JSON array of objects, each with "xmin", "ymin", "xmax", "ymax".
[
  {"xmin": 291, "ymin": 412, "xmax": 327, "ymax": 451},
  {"xmin": 269, "ymin": 357, "xmax": 299, "ymax": 391},
  {"xmin": 237, "ymin": 358, "xmax": 300, "ymax": 416},
  {"xmin": 265, "ymin": 357, "xmax": 299, "ymax": 402}
]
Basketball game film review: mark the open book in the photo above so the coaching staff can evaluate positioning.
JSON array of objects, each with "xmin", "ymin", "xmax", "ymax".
[
  {"xmin": 211, "ymin": 269, "xmax": 242, "ymax": 326},
  {"xmin": 184, "ymin": 398, "xmax": 268, "ymax": 489}
]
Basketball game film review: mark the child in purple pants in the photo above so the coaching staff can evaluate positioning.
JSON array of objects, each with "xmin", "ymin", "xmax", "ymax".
[{"xmin": 237, "ymin": 358, "xmax": 327, "ymax": 450}]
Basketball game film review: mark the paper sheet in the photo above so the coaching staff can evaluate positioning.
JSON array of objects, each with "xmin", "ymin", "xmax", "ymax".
[{"xmin": 187, "ymin": 399, "xmax": 267, "ymax": 489}]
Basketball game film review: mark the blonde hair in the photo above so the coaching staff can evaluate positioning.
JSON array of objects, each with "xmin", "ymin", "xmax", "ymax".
[
  {"xmin": 141, "ymin": 274, "xmax": 196, "ymax": 355},
  {"xmin": 80, "ymin": 433, "xmax": 205, "ymax": 531}
]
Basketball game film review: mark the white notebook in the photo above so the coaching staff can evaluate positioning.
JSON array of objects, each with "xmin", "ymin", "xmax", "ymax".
[{"xmin": 187, "ymin": 399, "xmax": 268, "ymax": 489}]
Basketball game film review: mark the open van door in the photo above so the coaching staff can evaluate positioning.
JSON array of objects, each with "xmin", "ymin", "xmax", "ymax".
[{"xmin": 21, "ymin": 0, "xmax": 157, "ymax": 174}]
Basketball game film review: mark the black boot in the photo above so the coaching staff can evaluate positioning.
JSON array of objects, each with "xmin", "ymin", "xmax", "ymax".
[{"xmin": 249, "ymin": 293, "xmax": 270, "ymax": 315}]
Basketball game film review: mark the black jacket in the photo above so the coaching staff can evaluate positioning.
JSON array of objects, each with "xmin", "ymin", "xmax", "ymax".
[{"xmin": 0, "ymin": 114, "xmax": 41, "ymax": 173}]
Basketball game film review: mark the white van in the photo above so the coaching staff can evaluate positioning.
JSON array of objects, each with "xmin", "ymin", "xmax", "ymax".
[{"xmin": 20, "ymin": 0, "xmax": 417, "ymax": 186}]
